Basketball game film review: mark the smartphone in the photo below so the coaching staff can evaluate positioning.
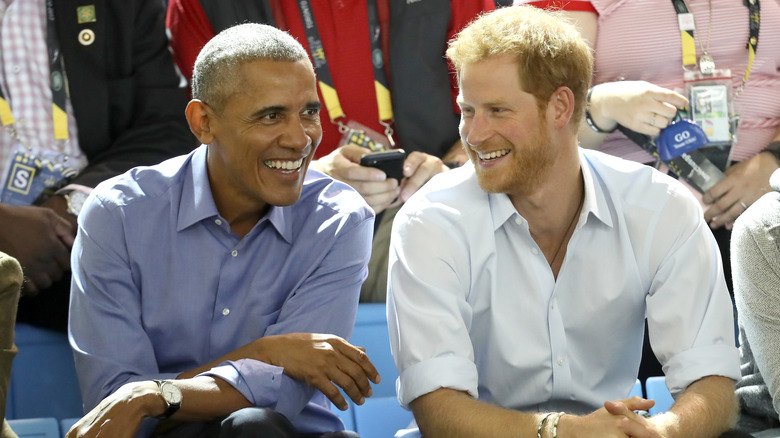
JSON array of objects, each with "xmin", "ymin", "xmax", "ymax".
[{"xmin": 360, "ymin": 149, "xmax": 406, "ymax": 181}]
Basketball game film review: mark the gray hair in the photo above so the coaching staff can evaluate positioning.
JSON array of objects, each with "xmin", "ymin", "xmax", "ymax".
[{"xmin": 191, "ymin": 23, "xmax": 309, "ymax": 112}]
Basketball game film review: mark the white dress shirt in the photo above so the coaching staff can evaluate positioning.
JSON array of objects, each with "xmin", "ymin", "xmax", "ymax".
[{"xmin": 387, "ymin": 148, "xmax": 740, "ymax": 416}]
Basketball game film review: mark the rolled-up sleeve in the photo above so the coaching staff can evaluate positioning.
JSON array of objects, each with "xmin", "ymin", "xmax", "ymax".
[
  {"xmin": 645, "ymin": 188, "xmax": 740, "ymax": 395},
  {"xmin": 387, "ymin": 201, "xmax": 479, "ymax": 408}
]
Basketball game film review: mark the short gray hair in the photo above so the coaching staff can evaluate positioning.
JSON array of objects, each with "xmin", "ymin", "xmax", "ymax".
[{"xmin": 191, "ymin": 23, "xmax": 309, "ymax": 112}]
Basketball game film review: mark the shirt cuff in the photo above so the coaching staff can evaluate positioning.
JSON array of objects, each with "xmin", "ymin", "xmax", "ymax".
[
  {"xmin": 663, "ymin": 344, "xmax": 741, "ymax": 394},
  {"xmin": 398, "ymin": 355, "xmax": 479, "ymax": 409},
  {"xmin": 201, "ymin": 359, "xmax": 284, "ymax": 408}
]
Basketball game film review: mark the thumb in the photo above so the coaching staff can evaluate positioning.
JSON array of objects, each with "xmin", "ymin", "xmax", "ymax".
[{"xmin": 338, "ymin": 144, "xmax": 370, "ymax": 164}]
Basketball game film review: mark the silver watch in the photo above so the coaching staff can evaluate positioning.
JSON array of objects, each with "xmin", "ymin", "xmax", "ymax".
[
  {"xmin": 153, "ymin": 379, "xmax": 182, "ymax": 419},
  {"xmin": 63, "ymin": 191, "xmax": 88, "ymax": 216}
]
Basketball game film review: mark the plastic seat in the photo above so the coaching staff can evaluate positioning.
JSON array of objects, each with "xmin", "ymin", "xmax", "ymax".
[
  {"xmin": 644, "ymin": 376, "xmax": 674, "ymax": 415},
  {"xmin": 629, "ymin": 378, "xmax": 643, "ymax": 398},
  {"xmin": 6, "ymin": 417, "xmax": 60, "ymax": 438},
  {"xmin": 353, "ymin": 396, "xmax": 413, "ymax": 438},
  {"xmin": 351, "ymin": 303, "xmax": 398, "ymax": 398},
  {"xmin": 60, "ymin": 418, "xmax": 80, "ymax": 436},
  {"xmin": 6, "ymin": 324, "xmax": 83, "ymax": 420}
]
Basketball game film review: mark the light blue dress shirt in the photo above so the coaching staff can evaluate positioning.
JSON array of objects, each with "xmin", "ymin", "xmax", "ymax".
[
  {"xmin": 388, "ymin": 149, "xmax": 740, "ymax": 430},
  {"xmin": 69, "ymin": 145, "xmax": 374, "ymax": 435}
]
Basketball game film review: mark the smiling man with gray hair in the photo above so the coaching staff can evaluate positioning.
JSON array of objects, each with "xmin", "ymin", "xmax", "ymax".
[{"xmin": 66, "ymin": 23, "xmax": 377, "ymax": 438}]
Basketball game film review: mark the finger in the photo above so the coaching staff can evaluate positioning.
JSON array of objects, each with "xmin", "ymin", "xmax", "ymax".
[
  {"xmin": 618, "ymin": 416, "xmax": 655, "ymax": 438},
  {"xmin": 316, "ymin": 379, "xmax": 349, "ymax": 411},
  {"xmin": 26, "ymin": 271, "xmax": 53, "ymax": 292},
  {"xmin": 708, "ymin": 202, "xmax": 744, "ymax": 229},
  {"xmin": 329, "ymin": 367, "xmax": 370, "ymax": 406},
  {"xmin": 362, "ymin": 188, "xmax": 401, "ymax": 213},
  {"xmin": 330, "ymin": 339, "xmax": 381, "ymax": 384},
  {"xmin": 621, "ymin": 396, "xmax": 655, "ymax": 412},
  {"xmin": 398, "ymin": 155, "xmax": 446, "ymax": 202},
  {"xmin": 349, "ymin": 178, "xmax": 398, "ymax": 197},
  {"xmin": 605, "ymin": 399, "xmax": 630, "ymax": 416},
  {"xmin": 338, "ymin": 144, "xmax": 372, "ymax": 163},
  {"xmin": 702, "ymin": 177, "xmax": 733, "ymax": 205},
  {"xmin": 654, "ymin": 89, "xmax": 689, "ymax": 111},
  {"xmin": 48, "ymin": 209, "xmax": 76, "ymax": 247}
]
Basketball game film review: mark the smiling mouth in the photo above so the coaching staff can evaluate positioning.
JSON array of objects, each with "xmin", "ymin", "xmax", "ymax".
[
  {"xmin": 476, "ymin": 149, "xmax": 510, "ymax": 161},
  {"xmin": 264, "ymin": 158, "xmax": 304, "ymax": 173}
]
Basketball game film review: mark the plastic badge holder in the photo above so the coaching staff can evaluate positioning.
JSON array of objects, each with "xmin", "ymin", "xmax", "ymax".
[{"xmin": 656, "ymin": 116, "xmax": 710, "ymax": 162}]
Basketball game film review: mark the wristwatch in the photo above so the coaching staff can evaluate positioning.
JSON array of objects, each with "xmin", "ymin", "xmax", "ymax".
[
  {"xmin": 63, "ymin": 191, "xmax": 88, "ymax": 217},
  {"xmin": 153, "ymin": 379, "xmax": 182, "ymax": 420}
]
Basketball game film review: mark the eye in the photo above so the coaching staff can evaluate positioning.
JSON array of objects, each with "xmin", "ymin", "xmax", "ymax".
[
  {"xmin": 302, "ymin": 108, "xmax": 320, "ymax": 118},
  {"xmin": 460, "ymin": 107, "xmax": 474, "ymax": 118},
  {"xmin": 262, "ymin": 112, "xmax": 282, "ymax": 121}
]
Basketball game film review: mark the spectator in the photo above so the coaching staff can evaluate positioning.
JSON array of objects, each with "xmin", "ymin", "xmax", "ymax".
[
  {"xmin": 388, "ymin": 7, "xmax": 742, "ymax": 437},
  {"xmin": 66, "ymin": 23, "xmax": 378, "ymax": 438},
  {"xmin": 0, "ymin": 251, "xmax": 22, "ymax": 438},
  {"xmin": 165, "ymin": 0, "xmax": 493, "ymax": 302},
  {"xmin": 732, "ymin": 169, "xmax": 780, "ymax": 434},
  {"xmin": 0, "ymin": 0, "xmax": 195, "ymax": 332}
]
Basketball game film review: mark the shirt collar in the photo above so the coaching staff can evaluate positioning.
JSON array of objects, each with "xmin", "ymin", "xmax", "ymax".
[
  {"xmin": 488, "ymin": 148, "xmax": 615, "ymax": 231},
  {"xmin": 176, "ymin": 145, "xmax": 293, "ymax": 243}
]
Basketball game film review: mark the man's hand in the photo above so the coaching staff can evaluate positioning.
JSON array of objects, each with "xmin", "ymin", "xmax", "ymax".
[
  {"xmin": 311, "ymin": 145, "xmax": 400, "ymax": 213},
  {"xmin": 311, "ymin": 145, "xmax": 448, "ymax": 213},
  {"xmin": 558, "ymin": 396, "xmax": 661, "ymax": 438},
  {"xmin": 702, "ymin": 151, "xmax": 779, "ymax": 229},
  {"xmin": 0, "ymin": 203, "xmax": 75, "ymax": 295},
  {"xmin": 254, "ymin": 333, "xmax": 380, "ymax": 411},
  {"xmin": 395, "ymin": 151, "xmax": 449, "ymax": 206},
  {"xmin": 65, "ymin": 381, "xmax": 160, "ymax": 438}
]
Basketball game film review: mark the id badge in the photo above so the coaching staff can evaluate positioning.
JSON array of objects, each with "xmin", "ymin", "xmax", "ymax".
[
  {"xmin": 338, "ymin": 120, "xmax": 390, "ymax": 152},
  {"xmin": 1, "ymin": 150, "xmax": 78, "ymax": 206},
  {"xmin": 690, "ymin": 84, "xmax": 730, "ymax": 144}
]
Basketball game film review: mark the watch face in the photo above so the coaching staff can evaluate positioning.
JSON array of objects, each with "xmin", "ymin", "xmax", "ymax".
[
  {"xmin": 161, "ymin": 381, "xmax": 183, "ymax": 404},
  {"xmin": 67, "ymin": 191, "xmax": 88, "ymax": 215}
]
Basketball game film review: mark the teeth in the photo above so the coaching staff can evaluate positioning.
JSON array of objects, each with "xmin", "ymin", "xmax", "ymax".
[
  {"xmin": 477, "ymin": 149, "xmax": 510, "ymax": 160},
  {"xmin": 265, "ymin": 158, "xmax": 303, "ymax": 171}
]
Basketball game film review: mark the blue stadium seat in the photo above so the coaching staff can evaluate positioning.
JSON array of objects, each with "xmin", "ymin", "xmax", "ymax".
[
  {"xmin": 6, "ymin": 324, "xmax": 83, "ymax": 420},
  {"xmin": 630, "ymin": 379, "xmax": 643, "ymax": 398},
  {"xmin": 645, "ymin": 376, "xmax": 674, "ymax": 415},
  {"xmin": 353, "ymin": 396, "xmax": 413, "ymax": 438},
  {"xmin": 6, "ymin": 417, "xmax": 60, "ymax": 438},
  {"xmin": 60, "ymin": 418, "xmax": 80, "ymax": 437},
  {"xmin": 350, "ymin": 303, "xmax": 398, "ymax": 398}
]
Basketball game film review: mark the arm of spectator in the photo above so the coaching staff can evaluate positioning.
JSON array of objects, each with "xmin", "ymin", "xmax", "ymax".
[
  {"xmin": 732, "ymin": 191, "xmax": 780, "ymax": 417},
  {"xmin": 310, "ymin": 145, "xmax": 400, "ymax": 213},
  {"xmin": 0, "ymin": 203, "xmax": 73, "ymax": 295},
  {"xmin": 646, "ymin": 376, "xmax": 737, "ymax": 438},
  {"xmin": 68, "ymin": 0, "xmax": 194, "ymax": 190},
  {"xmin": 65, "ymin": 376, "xmax": 251, "ymax": 438}
]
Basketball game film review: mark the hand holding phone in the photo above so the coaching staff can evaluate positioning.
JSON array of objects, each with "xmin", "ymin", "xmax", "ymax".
[{"xmin": 359, "ymin": 149, "xmax": 406, "ymax": 181}]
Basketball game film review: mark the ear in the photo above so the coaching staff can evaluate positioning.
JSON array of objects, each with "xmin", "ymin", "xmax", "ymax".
[
  {"xmin": 185, "ymin": 99, "xmax": 216, "ymax": 144},
  {"xmin": 547, "ymin": 86, "xmax": 576, "ymax": 131}
]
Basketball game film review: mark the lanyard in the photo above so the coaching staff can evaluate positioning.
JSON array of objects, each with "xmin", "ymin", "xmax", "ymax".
[
  {"xmin": 671, "ymin": 0, "xmax": 760, "ymax": 89},
  {"xmin": 296, "ymin": 0, "xmax": 394, "ymax": 142},
  {"xmin": 0, "ymin": 0, "xmax": 69, "ymax": 146}
]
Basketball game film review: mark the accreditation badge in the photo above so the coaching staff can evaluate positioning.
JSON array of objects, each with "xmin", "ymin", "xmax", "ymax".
[
  {"xmin": 338, "ymin": 120, "xmax": 390, "ymax": 152},
  {"xmin": 684, "ymin": 69, "xmax": 738, "ymax": 171},
  {"xmin": 1, "ymin": 149, "xmax": 79, "ymax": 206}
]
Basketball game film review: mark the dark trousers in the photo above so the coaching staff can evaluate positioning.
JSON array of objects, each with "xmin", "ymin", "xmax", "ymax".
[{"xmin": 158, "ymin": 407, "xmax": 359, "ymax": 438}]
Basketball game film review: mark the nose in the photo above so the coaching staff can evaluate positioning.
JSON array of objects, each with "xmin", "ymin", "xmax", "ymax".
[
  {"xmin": 280, "ymin": 117, "xmax": 313, "ymax": 152},
  {"xmin": 462, "ymin": 111, "xmax": 490, "ymax": 148}
]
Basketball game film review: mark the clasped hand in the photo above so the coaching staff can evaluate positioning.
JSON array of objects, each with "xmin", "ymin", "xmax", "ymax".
[
  {"xmin": 0, "ymin": 202, "xmax": 75, "ymax": 295},
  {"xmin": 557, "ymin": 396, "xmax": 666, "ymax": 438}
]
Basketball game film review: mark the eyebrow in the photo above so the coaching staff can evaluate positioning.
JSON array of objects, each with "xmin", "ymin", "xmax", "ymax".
[{"xmin": 251, "ymin": 101, "xmax": 322, "ymax": 119}]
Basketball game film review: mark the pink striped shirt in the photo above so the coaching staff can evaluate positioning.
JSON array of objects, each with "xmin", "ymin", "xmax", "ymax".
[
  {"xmin": 0, "ymin": 0, "xmax": 84, "ymax": 184},
  {"xmin": 523, "ymin": 0, "xmax": 780, "ymax": 164}
]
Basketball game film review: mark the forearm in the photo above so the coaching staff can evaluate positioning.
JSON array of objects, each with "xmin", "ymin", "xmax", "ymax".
[
  {"xmin": 411, "ymin": 388, "xmax": 542, "ymax": 438},
  {"xmin": 650, "ymin": 375, "xmax": 737, "ymax": 438},
  {"xmin": 166, "ymin": 376, "xmax": 251, "ymax": 421}
]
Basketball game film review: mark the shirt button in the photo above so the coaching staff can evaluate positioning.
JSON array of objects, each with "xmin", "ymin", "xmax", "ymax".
[
  {"xmin": 215, "ymin": 219, "xmax": 222, "ymax": 226},
  {"xmin": 12, "ymin": 64, "xmax": 21, "ymax": 73},
  {"xmin": 557, "ymin": 358, "xmax": 565, "ymax": 366},
  {"xmin": 514, "ymin": 218, "xmax": 523, "ymax": 225},
  {"xmin": 531, "ymin": 248, "xmax": 539, "ymax": 255},
  {"xmin": 222, "ymin": 308, "xmax": 230, "ymax": 316},
  {"xmin": 231, "ymin": 250, "xmax": 238, "ymax": 257}
]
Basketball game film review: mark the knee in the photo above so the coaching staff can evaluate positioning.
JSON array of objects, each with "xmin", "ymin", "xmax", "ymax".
[{"xmin": 220, "ymin": 407, "xmax": 297, "ymax": 438}]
